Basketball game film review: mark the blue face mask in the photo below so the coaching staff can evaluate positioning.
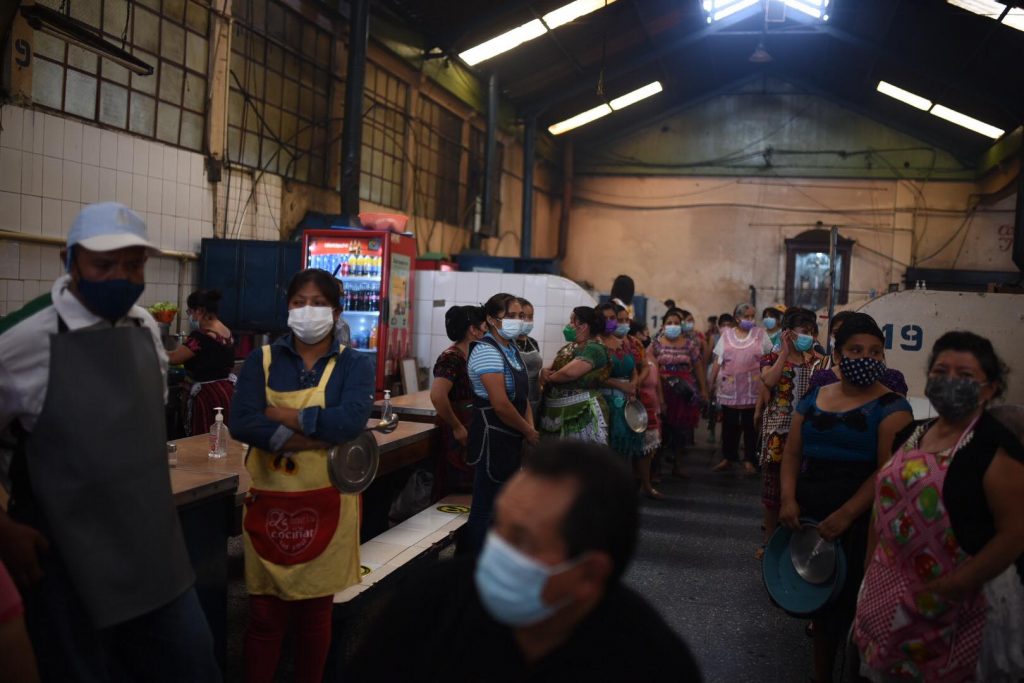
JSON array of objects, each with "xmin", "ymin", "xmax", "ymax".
[
  {"xmin": 764, "ymin": 317, "xmax": 778, "ymax": 331},
  {"xmin": 76, "ymin": 277, "xmax": 145, "ymax": 322},
  {"xmin": 614, "ymin": 323, "xmax": 629, "ymax": 338},
  {"xmin": 664, "ymin": 324, "xmax": 683, "ymax": 340},
  {"xmin": 474, "ymin": 531, "xmax": 578, "ymax": 627},
  {"xmin": 681, "ymin": 321, "xmax": 695, "ymax": 333},
  {"xmin": 794, "ymin": 334, "xmax": 814, "ymax": 352},
  {"xmin": 499, "ymin": 318, "xmax": 523, "ymax": 340}
]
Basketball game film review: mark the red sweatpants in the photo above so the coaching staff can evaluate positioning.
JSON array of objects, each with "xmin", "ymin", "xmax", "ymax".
[{"xmin": 244, "ymin": 594, "xmax": 333, "ymax": 683}]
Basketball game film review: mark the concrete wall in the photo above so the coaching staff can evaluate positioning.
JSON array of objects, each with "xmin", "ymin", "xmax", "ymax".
[{"xmin": 562, "ymin": 174, "xmax": 1016, "ymax": 324}]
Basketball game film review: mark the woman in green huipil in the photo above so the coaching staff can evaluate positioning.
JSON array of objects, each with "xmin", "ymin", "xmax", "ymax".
[{"xmin": 539, "ymin": 306, "xmax": 610, "ymax": 443}]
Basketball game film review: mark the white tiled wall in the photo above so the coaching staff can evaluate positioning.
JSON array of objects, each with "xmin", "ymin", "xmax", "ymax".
[
  {"xmin": 0, "ymin": 104, "xmax": 283, "ymax": 318},
  {"xmin": 412, "ymin": 271, "xmax": 596, "ymax": 372}
]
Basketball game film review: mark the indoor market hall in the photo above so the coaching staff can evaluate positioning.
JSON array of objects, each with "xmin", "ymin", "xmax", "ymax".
[{"xmin": 1, "ymin": 0, "xmax": 1023, "ymax": 682}]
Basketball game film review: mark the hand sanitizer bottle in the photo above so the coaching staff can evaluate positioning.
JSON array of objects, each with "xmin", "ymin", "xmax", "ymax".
[
  {"xmin": 208, "ymin": 407, "xmax": 228, "ymax": 459},
  {"xmin": 382, "ymin": 390, "xmax": 393, "ymax": 422}
]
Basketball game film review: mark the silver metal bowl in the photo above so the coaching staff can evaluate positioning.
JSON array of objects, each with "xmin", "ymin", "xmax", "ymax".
[
  {"xmin": 327, "ymin": 432, "xmax": 380, "ymax": 494},
  {"xmin": 624, "ymin": 398, "xmax": 649, "ymax": 434}
]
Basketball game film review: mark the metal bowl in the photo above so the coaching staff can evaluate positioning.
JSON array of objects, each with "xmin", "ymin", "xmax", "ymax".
[
  {"xmin": 624, "ymin": 398, "xmax": 649, "ymax": 434},
  {"xmin": 789, "ymin": 524, "xmax": 838, "ymax": 585},
  {"xmin": 327, "ymin": 432, "xmax": 380, "ymax": 494}
]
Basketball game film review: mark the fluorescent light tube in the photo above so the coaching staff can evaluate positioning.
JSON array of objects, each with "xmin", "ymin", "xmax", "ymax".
[
  {"xmin": 713, "ymin": 0, "xmax": 760, "ymax": 22},
  {"xmin": 930, "ymin": 104, "xmax": 1004, "ymax": 139},
  {"xmin": 460, "ymin": 0, "xmax": 618, "ymax": 66},
  {"xmin": 876, "ymin": 81, "xmax": 932, "ymax": 111},
  {"xmin": 609, "ymin": 81, "xmax": 663, "ymax": 110},
  {"xmin": 543, "ymin": 0, "xmax": 618, "ymax": 30},
  {"xmin": 785, "ymin": 0, "xmax": 823, "ymax": 19},
  {"xmin": 459, "ymin": 20, "xmax": 546, "ymax": 65},
  {"xmin": 1002, "ymin": 6, "xmax": 1024, "ymax": 31},
  {"xmin": 548, "ymin": 104, "xmax": 613, "ymax": 135},
  {"xmin": 946, "ymin": 0, "xmax": 1006, "ymax": 18}
]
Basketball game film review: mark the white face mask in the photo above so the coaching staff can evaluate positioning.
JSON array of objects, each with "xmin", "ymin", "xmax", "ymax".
[{"xmin": 288, "ymin": 305, "xmax": 335, "ymax": 344}]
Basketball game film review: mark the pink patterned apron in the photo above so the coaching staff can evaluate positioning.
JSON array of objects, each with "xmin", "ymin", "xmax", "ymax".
[
  {"xmin": 854, "ymin": 418, "xmax": 987, "ymax": 682},
  {"xmin": 716, "ymin": 328, "xmax": 764, "ymax": 407}
]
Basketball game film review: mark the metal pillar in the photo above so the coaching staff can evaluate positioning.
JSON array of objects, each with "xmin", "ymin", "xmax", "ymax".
[
  {"xmin": 473, "ymin": 72, "xmax": 499, "ymax": 250},
  {"xmin": 520, "ymin": 115, "xmax": 536, "ymax": 259},
  {"xmin": 1013, "ymin": 147, "xmax": 1024, "ymax": 273},
  {"xmin": 339, "ymin": 0, "xmax": 369, "ymax": 226},
  {"xmin": 826, "ymin": 225, "xmax": 839, "ymax": 355}
]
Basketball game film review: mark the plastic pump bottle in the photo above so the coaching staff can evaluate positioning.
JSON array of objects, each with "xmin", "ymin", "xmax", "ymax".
[
  {"xmin": 208, "ymin": 407, "xmax": 228, "ymax": 459},
  {"xmin": 382, "ymin": 390, "xmax": 393, "ymax": 422}
]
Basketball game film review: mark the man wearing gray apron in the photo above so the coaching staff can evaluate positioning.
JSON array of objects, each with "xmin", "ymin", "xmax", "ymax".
[{"xmin": 0, "ymin": 203, "xmax": 219, "ymax": 681}]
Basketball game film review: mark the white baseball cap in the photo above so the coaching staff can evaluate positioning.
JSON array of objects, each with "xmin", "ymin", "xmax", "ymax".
[{"xmin": 67, "ymin": 202, "xmax": 161, "ymax": 255}]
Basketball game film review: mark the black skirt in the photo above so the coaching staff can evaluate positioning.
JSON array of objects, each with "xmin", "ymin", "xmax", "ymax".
[{"xmin": 796, "ymin": 458, "xmax": 875, "ymax": 635}]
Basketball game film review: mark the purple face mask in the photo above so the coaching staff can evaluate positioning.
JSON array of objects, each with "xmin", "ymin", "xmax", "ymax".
[
  {"xmin": 604, "ymin": 318, "xmax": 618, "ymax": 334},
  {"xmin": 739, "ymin": 319, "xmax": 756, "ymax": 331}
]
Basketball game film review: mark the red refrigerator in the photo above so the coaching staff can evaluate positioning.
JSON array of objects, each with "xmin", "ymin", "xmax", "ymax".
[{"xmin": 302, "ymin": 230, "xmax": 416, "ymax": 397}]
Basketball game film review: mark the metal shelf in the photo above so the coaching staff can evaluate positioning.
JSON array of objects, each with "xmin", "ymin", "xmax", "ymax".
[
  {"xmin": 350, "ymin": 346, "xmax": 377, "ymax": 353},
  {"xmin": 337, "ymin": 275, "xmax": 382, "ymax": 283}
]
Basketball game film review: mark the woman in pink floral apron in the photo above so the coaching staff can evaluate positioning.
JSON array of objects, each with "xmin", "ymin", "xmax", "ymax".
[
  {"xmin": 854, "ymin": 332, "xmax": 1024, "ymax": 682},
  {"xmin": 711, "ymin": 303, "xmax": 773, "ymax": 473}
]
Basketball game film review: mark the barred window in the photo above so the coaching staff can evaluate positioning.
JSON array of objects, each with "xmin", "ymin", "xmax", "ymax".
[
  {"xmin": 414, "ymin": 97, "xmax": 462, "ymax": 226},
  {"xmin": 466, "ymin": 126, "xmax": 503, "ymax": 235},
  {"xmin": 228, "ymin": 0, "xmax": 334, "ymax": 186},
  {"xmin": 360, "ymin": 62, "xmax": 408, "ymax": 210},
  {"xmin": 30, "ymin": 0, "xmax": 210, "ymax": 151}
]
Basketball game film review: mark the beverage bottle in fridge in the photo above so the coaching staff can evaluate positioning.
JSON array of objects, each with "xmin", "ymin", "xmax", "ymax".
[
  {"xmin": 340, "ymin": 254, "xmax": 349, "ymax": 277},
  {"xmin": 369, "ymin": 325, "xmax": 378, "ymax": 349}
]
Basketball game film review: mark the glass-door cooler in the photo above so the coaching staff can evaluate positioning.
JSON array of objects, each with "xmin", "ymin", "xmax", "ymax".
[{"xmin": 302, "ymin": 230, "xmax": 416, "ymax": 397}]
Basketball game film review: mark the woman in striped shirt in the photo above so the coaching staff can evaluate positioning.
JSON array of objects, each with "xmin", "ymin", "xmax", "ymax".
[{"xmin": 462, "ymin": 293, "xmax": 539, "ymax": 553}]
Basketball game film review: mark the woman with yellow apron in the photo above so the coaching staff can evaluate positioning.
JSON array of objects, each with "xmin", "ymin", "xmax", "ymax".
[{"xmin": 230, "ymin": 269, "xmax": 375, "ymax": 683}]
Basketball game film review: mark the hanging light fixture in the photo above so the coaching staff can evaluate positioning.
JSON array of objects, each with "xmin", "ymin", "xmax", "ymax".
[
  {"xmin": 749, "ymin": 42, "xmax": 773, "ymax": 62},
  {"xmin": 20, "ymin": 4, "xmax": 154, "ymax": 76}
]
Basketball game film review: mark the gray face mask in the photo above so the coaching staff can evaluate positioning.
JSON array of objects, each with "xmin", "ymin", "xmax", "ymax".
[{"xmin": 925, "ymin": 375, "xmax": 985, "ymax": 421}]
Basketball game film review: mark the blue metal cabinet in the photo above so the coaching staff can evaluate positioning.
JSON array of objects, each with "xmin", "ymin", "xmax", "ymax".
[{"xmin": 199, "ymin": 238, "xmax": 301, "ymax": 332}]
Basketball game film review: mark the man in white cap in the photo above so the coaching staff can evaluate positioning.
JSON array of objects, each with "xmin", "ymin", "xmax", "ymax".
[{"xmin": 0, "ymin": 203, "xmax": 219, "ymax": 681}]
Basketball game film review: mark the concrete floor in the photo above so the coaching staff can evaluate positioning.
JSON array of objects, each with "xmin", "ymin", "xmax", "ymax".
[
  {"xmin": 222, "ymin": 444, "xmax": 814, "ymax": 682},
  {"xmin": 624, "ymin": 446, "xmax": 812, "ymax": 682}
]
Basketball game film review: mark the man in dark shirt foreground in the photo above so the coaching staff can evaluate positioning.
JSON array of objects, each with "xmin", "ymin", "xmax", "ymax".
[{"xmin": 349, "ymin": 441, "xmax": 702, "ymax": 682}]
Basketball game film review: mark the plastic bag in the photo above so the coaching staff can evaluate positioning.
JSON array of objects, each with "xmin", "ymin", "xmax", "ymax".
[{"xmin": 388, "ymin": 468, "xmax": 434, "ymax": 524}]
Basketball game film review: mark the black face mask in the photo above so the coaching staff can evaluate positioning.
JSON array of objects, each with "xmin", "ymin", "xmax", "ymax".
[
  {"xmin": 642, "ymin": 337, "xmax": 652, "ymax": 349},
  {"xmin": 925, "ymin": 376, "xmax": 985, "ymax": 421}
]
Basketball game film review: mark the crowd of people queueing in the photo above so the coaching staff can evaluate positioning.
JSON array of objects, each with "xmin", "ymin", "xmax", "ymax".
[
  {"xmin": 429, "ymin": 286, "xmax": 1024, "ymax": 682},
  {"xmin": 0, "ymin": 202, "xmax": 1020, "ymax": 683}
]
